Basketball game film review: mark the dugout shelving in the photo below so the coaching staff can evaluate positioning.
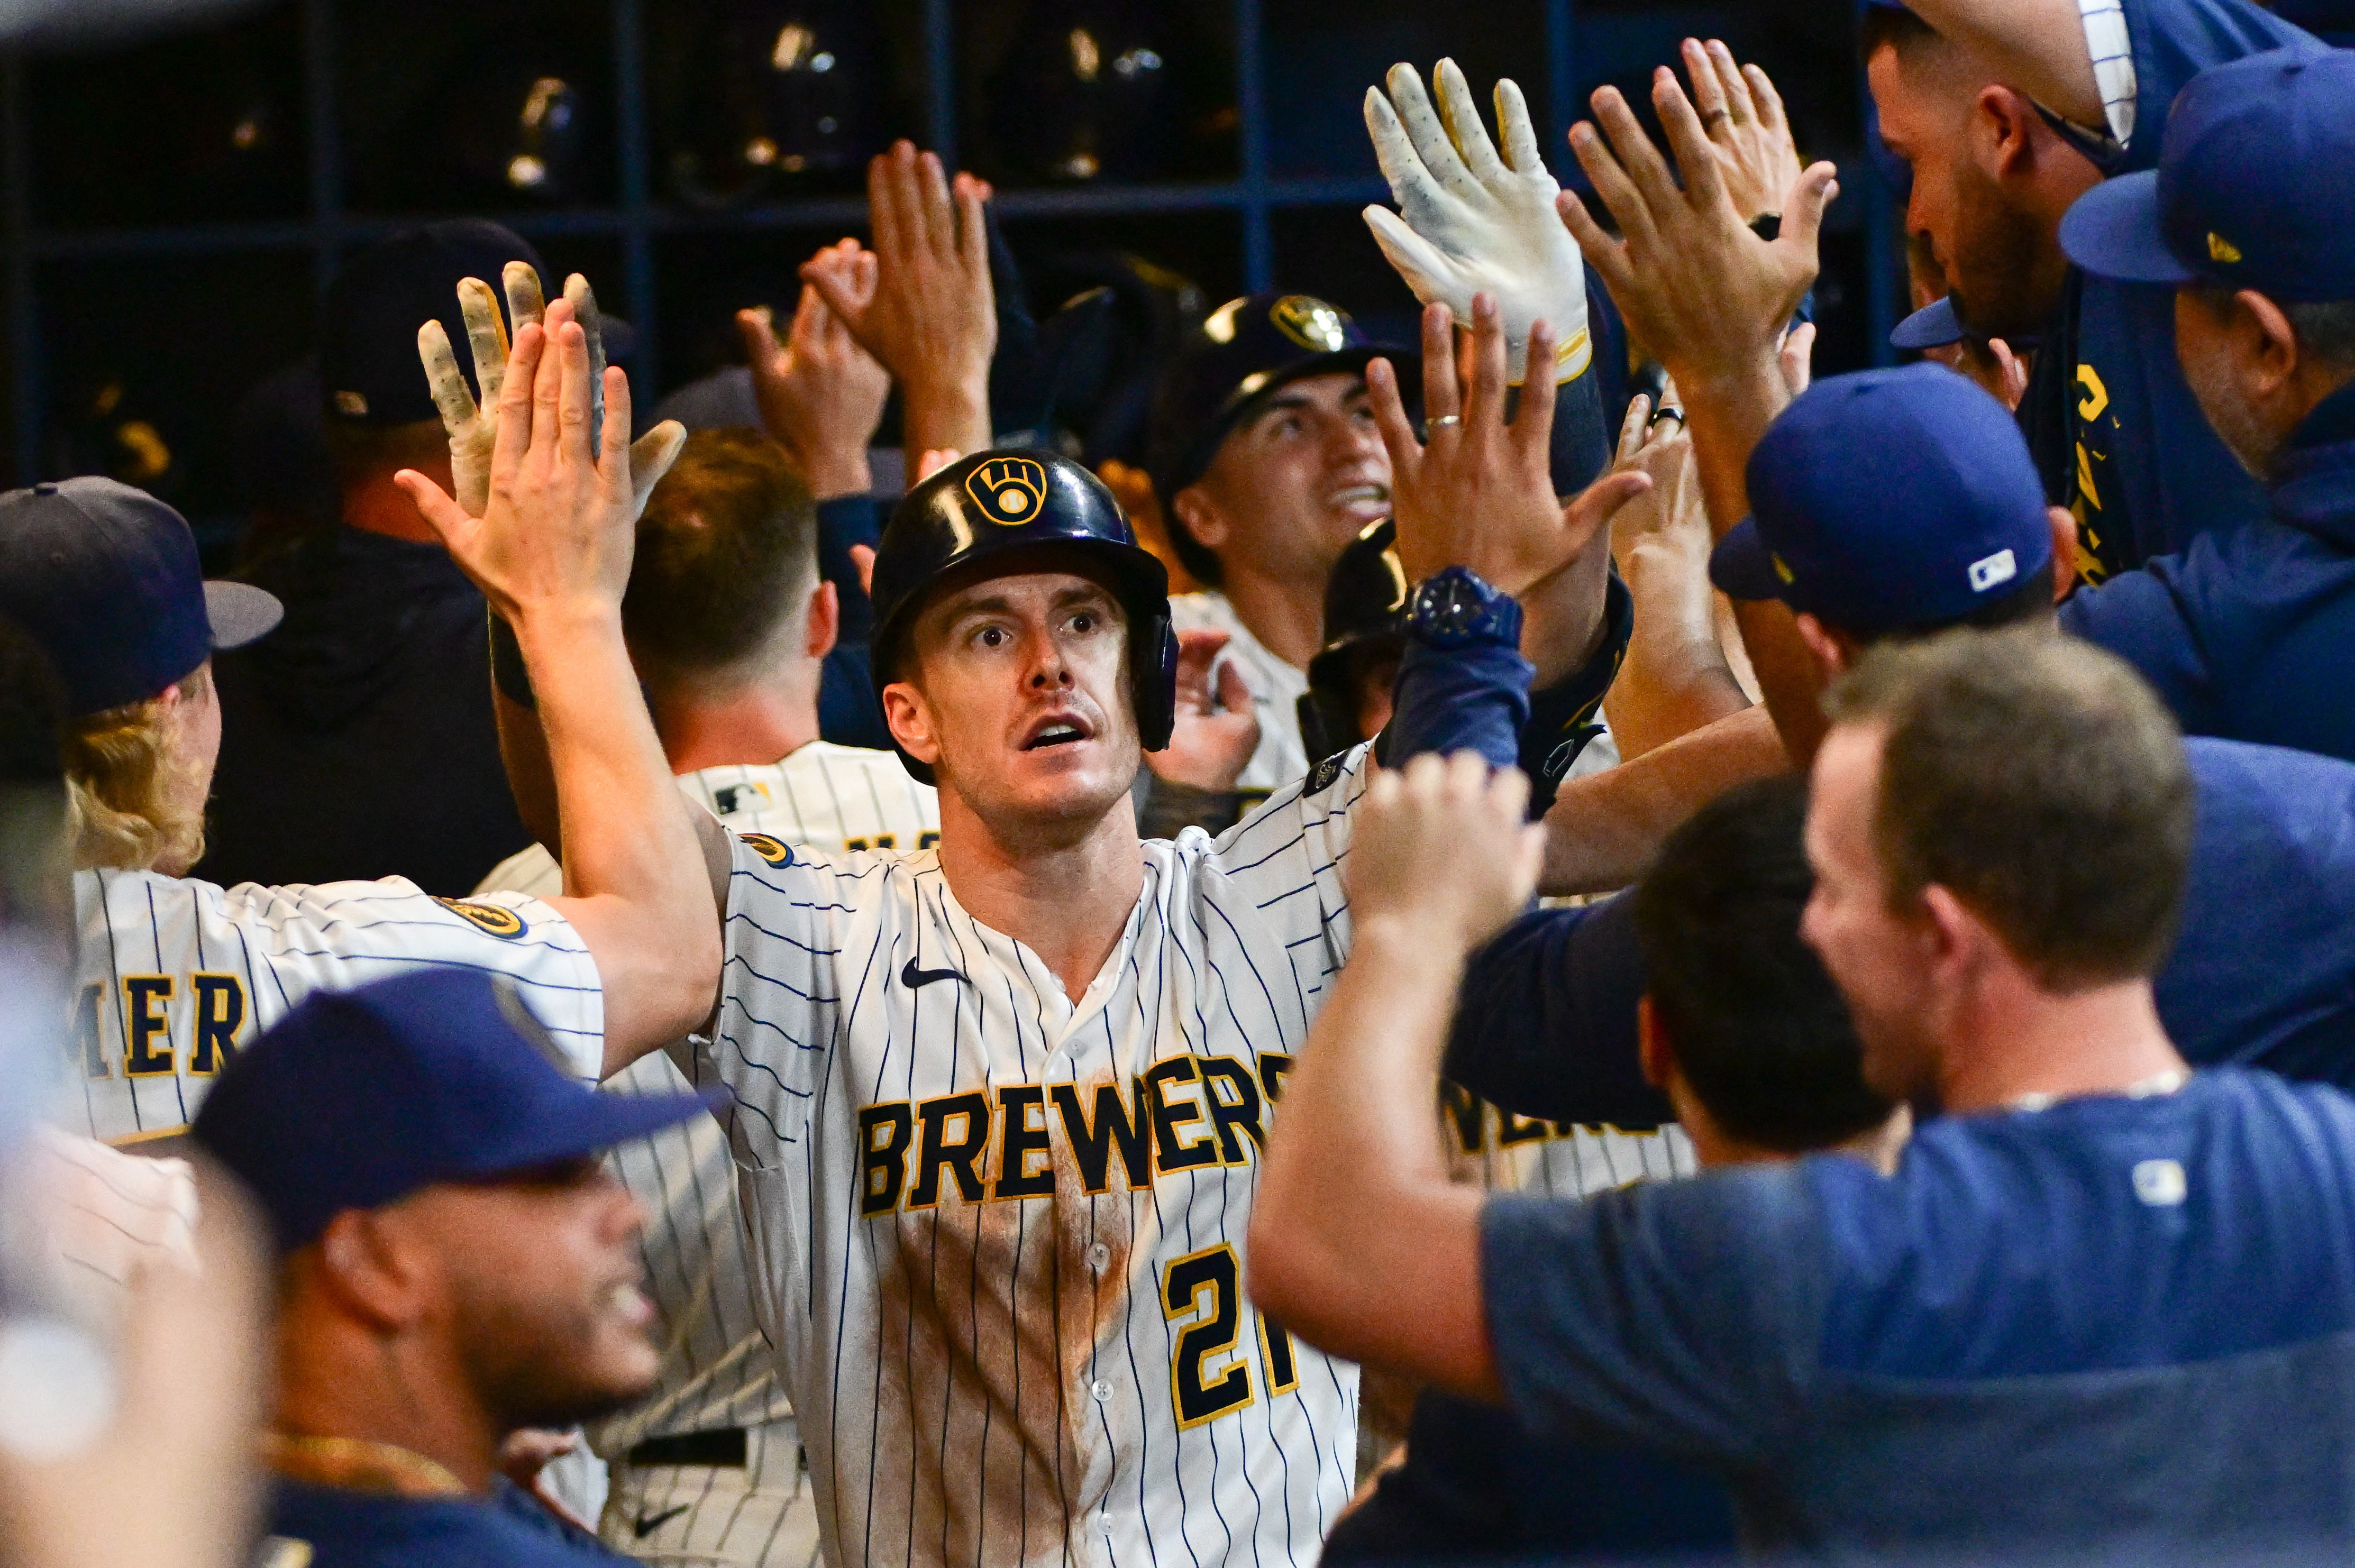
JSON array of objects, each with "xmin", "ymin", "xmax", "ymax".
[{"xmin": 0, "ymin": 0, "xmax": 1901, "ymax": 553}]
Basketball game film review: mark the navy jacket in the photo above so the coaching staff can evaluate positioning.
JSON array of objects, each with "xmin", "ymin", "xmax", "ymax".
[
  {"xmin": 2061, "ymin": 381, "xmax": 2355, "ymax": 762},
  {"xmin": 2021, "ymin": 0, "xmax": 2316, "ymax": 581}
]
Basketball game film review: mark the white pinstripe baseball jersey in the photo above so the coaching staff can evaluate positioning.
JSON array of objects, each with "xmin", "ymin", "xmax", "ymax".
[
  {"xmin": 476, "ymin": 742, "xmax": 941, "ymax": 1466},
  {"xmin": 67, "ymin": 868, "xmax": 598, "ymax": 1145},
  {"xmin": 690, "ymin": 745, "xmax": 1375, "ymax": 1568},
  {"xmin": 1439, "ymin": 1087, "xmax": 1694, "ymax": 1198}
]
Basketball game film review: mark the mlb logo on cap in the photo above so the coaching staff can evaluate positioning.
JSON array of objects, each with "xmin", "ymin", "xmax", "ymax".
[{"xmin": 1709, "ymin": 365, "xmax": 2057, "ymax": 636}]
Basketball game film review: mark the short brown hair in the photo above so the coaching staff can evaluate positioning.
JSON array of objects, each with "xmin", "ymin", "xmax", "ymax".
[
  {"xmin": 621, "ymin": 428, "xmax": 818, "ymax": 685},
  {"xmin": 1823, "ymin": 628, "xmax": 2193, "ymax": 988},
  {"xmin": 1859, "ymin": 4, "xmax": 1942, "ymax": 61}
]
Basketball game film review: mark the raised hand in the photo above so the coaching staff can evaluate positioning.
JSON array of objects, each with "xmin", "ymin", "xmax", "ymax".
[
  {"xmin": 1363, "ymin": 60, "xmax": 1591, "ymax": 387},
  {"xmin": 738, "ymin": 256, "xmax": 891, "ymax": 500},
  {"xmin": 1679, "ymin": 39, "xmax": 1804, "ymax": 225},
  {"xmin": 1146, "ymin": 629, "xmax": 1261, "ymax": 791},
  {"xmin": 1558, "ymin": 70, "xmax": 1837, "ymax": 398},
  {"xmin": 802, "ymin": 141, "xmax": 997, "ymax": 455},
  {"xmin": 418, "ymin": 267, "xmax": 683, "ymax": 521},
  {"xmin": 1368, "ymin": 294, "xmax": 1650, "ymax": 595},
  {"xmin": 1348, "ymin": 750, "xmax": 1543, "ymax": 949},
  {"xmin": 398, "ymin": 297, "xmax": 679, "ymax": 628}
]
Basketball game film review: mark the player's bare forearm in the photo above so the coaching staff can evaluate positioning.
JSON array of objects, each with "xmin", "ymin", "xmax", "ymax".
[
  {"xmin": 1608, "ymin": 543, "xmax": 1751, "ymax": 762},
  {"xmin": 517, "ymin": 602, "xmax": 720, "ymax": 1071},
  {"xmin": 901, "ymin": 383, "xmax": 992, "ymax": 462},
  {"xmin": 492, "ymin": 686, "xmax": 561, "ymax": 857},
  {"xmin": 1538, "ymin": 704, "xmax": 1788, "ymax": 895},
  {"xmin": 1682, "ymin": 359, "xmax": 1828, "ymax": 763},
  {"xmin": 1251, "ymin": 915, "xmax": 1500, "ymax": 1398},
  {"xmin": 1518, "ymin": 537, "xmax": 1612, "ymax": 691},
  {"xmin": 1900, "ymin": 0, "xmax": 2109, "ymax": 132}
]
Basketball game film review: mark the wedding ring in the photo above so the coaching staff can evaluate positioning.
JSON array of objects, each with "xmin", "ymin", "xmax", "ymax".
[
  {"xmin": 1429, "ymin": 414, "xmax": 1462, "ymax": 428},
  {"xmin": 1651, "ymin": 406, "xmax": 1687, "ymax": 427}
]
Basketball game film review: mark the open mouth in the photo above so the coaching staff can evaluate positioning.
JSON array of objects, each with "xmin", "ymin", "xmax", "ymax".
[
  {"xmin": 1021, "ymin": 717, "xmax": 1093, "ymax": 751},
  {"xmin": 1330, "ymin": 483, "xmax": 1390, "ymax": 516}
]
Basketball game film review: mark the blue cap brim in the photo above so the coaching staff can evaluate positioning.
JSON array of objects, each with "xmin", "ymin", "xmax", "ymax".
[
  {"xmin": 448, "ymin": 1084, "xmax": 723, "ymax": 1184},
  {"xmin": 1890, "ymin": 296, "xmax": 1965, "ymax": 350},
  {"xmin": 2060, "ymin": 172, "xmax": 2197, "ymax": 285},
  {"xmin": 205, "ymin": 580, "xmax": 283, "ymax": 650},
  {"xmin": 1708, "ymin": 519, "xmax": 1791, "ymax": 603}
]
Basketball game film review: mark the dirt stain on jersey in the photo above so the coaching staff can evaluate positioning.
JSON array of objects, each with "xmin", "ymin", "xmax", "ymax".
[{"xmin": 868, "ymin": 1082, "xmax": 1140, "ymax": 1568}]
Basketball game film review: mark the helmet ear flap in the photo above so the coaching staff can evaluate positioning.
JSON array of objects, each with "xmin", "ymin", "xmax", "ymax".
[{"xmin": 1135, "ymin": 609, "xmax": 1179, "ymax": 753}]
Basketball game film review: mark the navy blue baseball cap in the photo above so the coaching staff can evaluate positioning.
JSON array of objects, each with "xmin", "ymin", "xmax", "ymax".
[
  {"xmin": 1710, "ymin": 364, "xmax": 2055, "ymax": 636},
  {"xmin": 0, "ymin": 477, "xmax": 281, "ymax": 717},
  {"xmin": 1146, "ymin": 291, "xmax": 1406, "ymax": 507},
  {"xmin": 2062, "ymin": 48, "xmax": 2355, "ymax": 302},
  {"xmin": 1891, "ymin": 296, "xmax": 1964, "ymax": 350},
  {"xmin": 193, "ymin": 970, "xmax": 713, "ymax": 1253}
]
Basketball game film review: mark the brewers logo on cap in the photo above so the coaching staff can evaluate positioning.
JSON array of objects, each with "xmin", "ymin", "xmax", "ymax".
[
  {"xmin": 966, "ymin": 456, "xmax": 1048, "ymax": 526},
  {"xmin": 1270, "ymin": 295, "xmax": 1350, "ymax": 354},
  {"xmin": 2207, "ymin": 232, "xmax": 2244, "ymax": 264}
]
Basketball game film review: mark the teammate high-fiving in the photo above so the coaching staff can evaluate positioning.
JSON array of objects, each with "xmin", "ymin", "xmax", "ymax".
[{"xmin": 4, "ymin": 282, "xmax": 711, "ymax": 1146}]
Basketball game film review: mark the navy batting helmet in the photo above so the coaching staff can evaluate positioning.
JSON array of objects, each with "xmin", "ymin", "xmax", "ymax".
[
  {"xmin": 870, "ymin": 450, "xmax": 1178, "ymax": 784},
  {"xmin": 1298, "ymin": 518, "xmax": 1409, "ymax": 765}
]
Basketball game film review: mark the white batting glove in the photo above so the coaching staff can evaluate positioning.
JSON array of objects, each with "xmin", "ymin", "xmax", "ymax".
[{"xmin": 1363, "ymin": 59, "xmax": 1592, "ymax": 386}]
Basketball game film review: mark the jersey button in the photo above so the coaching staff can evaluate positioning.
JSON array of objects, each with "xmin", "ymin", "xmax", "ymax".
[
  {"xmin": 1090, "ymin": 1379, "xmax": 1113, "ymax": 1403},
  {"xmin": 1087, "ymin": 1242, "xmax": 1110, "ymax": 1271}
]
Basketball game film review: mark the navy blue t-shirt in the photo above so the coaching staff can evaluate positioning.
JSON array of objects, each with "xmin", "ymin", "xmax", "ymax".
[
  {"xmin": 2031, "ymin": 0, "xmax": 2315, "ymax": 583},
  {"xmin": 267, "ymin": 1477, "xmax": 626, "ymax": 1567},
  {"xmin": 1484, "ymin": 1067, "xmax": 2355, "ymax": 1560},
  {"xmin": 2059, "ymin": 382, "xmax": 2355, "ymax": 760}
]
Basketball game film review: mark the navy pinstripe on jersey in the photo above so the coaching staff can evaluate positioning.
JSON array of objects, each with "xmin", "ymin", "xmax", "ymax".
[
  {"xmin": 692, "ymin": 746, "xmax": 1373, "ymax": 1568},
  {"xmin": 68, "ymin": 868, "xmax": 598, "ymax": 1144},
  {"xmin": 478, "ymin": 745, "xmax": 939, "ymax": 1499}
]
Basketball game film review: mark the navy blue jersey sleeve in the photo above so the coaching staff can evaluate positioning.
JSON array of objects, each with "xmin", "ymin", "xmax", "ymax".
[
  {"xmin": 1388, "ymin": 634, "xmax": 1534, "ymax": 773},
  {"xmin": 2116, "ymin": 0, "xmax": 2320, "ymax": 172},
  {"xmin": 2058, "ymin": 556, "xmax": 2216, "ymax": 733},
  {"xmin": 814, "ymin": 495, "xmax": 889, "ymax": 749},
  {"xmin": 815, "ymin": 494, "xmax": 882, "ymax": 644},
  {"xmin": 1481, "ymin": 1166, "xmax": 1825, "ymax": 1464},
  {"xmin": 1444, "ymin": 897, "xmax": 1669, "ymax": 1128}
]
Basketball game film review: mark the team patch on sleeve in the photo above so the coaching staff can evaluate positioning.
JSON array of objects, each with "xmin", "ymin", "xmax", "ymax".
[
  {"xmin": 431, "ymin": 896, "xmax": 527, "ymax": 940},
  {"xmin": 738, "ymin": 832, "xmax": 793, "ymax": 866},
  {"xmin": 1303, "ymin": 750, "xmax": 1350, "ymax": 797}
]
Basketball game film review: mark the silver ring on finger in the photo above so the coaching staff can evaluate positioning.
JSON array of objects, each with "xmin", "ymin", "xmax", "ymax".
[{"xmin": 1429, "ymin": 414, "xmax": 1462, "ymax": 428}]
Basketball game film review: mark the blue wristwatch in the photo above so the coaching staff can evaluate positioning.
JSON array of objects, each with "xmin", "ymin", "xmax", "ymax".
[{"xmin": 1405, "ymin": 565, "xmax": 1522, "ymax": 649}]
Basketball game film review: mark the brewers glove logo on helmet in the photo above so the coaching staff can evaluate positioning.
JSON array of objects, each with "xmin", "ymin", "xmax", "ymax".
[{"xmin": 965, "ymin": 456, "xmax": 1048, "ymax": 525}]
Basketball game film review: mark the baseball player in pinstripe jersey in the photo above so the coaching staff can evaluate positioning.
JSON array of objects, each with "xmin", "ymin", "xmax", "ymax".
[
  {"xmin": 5, "ymin": 291, "xmax": 717, "ymax": 1149},
  {"xmin": 476, "ymin": 428, "xmax": 939, "ymax": 1566},
  {"xmin": 566, "ymin": 275, "xmax": 1648, "ymax": 1567}
]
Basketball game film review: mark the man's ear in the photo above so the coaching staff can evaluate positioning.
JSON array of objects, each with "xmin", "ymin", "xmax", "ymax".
[
  {"xmin": 881, "ymin": 681, "xmax": 942, "ymax": 771},
  {"xmin": 1973, "ymin": 84, "xmax": 2039, "ymax": 181},
  {"xmin": 1170, "ymin": 485, "xmax": 1230, "ymax": 554},
  {"xmin": 2047, "ymin": 508, "xmax": 2078, "ymax": 601},
  {"xmin": 1637, "ymin": 994, "xmax": 1672, "ymax": 1091},
  {"xmin": 311, "ymin": 1209, "xmax": 427, "ymax": 1332},
  {"xmin": 2234, "ymin": 288, "xmax": 2303, "ymax": 395},
  {"xmin": 1793, "ymin": 612, "xmax": 1848, "ymax": 678},
  {"xmin": 805, "ymin": 581, "xmax": 841, "ymax": 661},
  {"xmin": 1916, "ymin": 883, "xmax": 1997, "ymax": 994}
]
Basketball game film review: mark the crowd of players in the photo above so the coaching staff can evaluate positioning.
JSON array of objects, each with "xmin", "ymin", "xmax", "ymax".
[{"xmin": 5, "ymin": 0, "xmax": 2355, "ymax": 1564}]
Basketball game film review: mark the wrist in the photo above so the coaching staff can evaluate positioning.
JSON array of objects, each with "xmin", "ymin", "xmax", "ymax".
[
  {"xmin": 1354, "ymin": 909, "xmax": 1477, "ymax": 970},
  {"xmin": 805, "ymin": 448, "xmax": 874, "ymax": 502},
  {"xmin": 509, "ymin": 598, "xmax": 626, "ymax": 659}
]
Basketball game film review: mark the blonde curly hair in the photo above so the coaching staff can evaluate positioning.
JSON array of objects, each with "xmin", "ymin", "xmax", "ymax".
[{"xmin": 62, "ymin": 664, "xmax": 209, "ymax": 873}]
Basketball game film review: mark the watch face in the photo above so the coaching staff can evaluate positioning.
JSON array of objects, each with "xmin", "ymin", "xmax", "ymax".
[{"xmin": 1411, "ymin": 570, "xmax": 1502, "ymax": 647}]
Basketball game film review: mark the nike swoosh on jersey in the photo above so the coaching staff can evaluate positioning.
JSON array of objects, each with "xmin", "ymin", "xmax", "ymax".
[
  {"xmin": 633, "ymin": 1503, "xmax": 691, "ymax": 1538},
  {"xmin": 901, "ymin": 957, "xmax": 966, "ymax": 989}
]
